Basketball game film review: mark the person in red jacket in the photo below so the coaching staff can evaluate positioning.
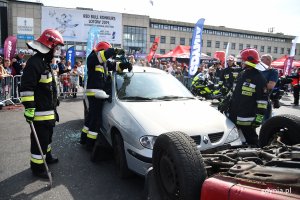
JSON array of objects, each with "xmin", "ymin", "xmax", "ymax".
[{"xmin": 288, "ymin": 68, "xmax": 300, "ymax": 106}]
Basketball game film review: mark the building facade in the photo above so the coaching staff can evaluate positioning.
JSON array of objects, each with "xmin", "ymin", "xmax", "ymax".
[{"xmin": 1, "ymin": 0, "xmax": 299, "ymax": 61}]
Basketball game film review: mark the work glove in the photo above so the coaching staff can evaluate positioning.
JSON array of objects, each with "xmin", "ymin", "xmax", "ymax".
[
  {"xmin": 252, "ymin": 114, "xmax": 264, "ymax": 128},
  {"xmin": 114, "ymin": 48, "xmax": 125, "ymax": 55},
  {"xmin": 119, "ymin": 62, "xmax": 133, "ymax": 72},
  {"xmin": 24, "ymin": 108, "xmax": 35, "ymax": 122}
]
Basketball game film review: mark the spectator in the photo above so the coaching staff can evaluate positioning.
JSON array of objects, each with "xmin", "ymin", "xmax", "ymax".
[
  {"xmin": 58, "ymin": 58, "xmax": 69, "ymax": 75},
  {"xmin": 11, "ymin": 49, "xmax": 26, "ymax": 76},
  {"xmin": 75, "ymin": 61, "xmax": 84, "ymax": 87},
  {"xmin": 128, "ymin": 55, "xmax": 136, "ymax": 65},
  {"xmin": 260, "ymin": 54, "xmax": 278, "ymax": 121},
  {"xmin": 70, "ymin": 65, "xmax": 80, "ymax": 98}
]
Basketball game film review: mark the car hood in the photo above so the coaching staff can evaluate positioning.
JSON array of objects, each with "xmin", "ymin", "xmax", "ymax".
[{"xmin": 120, "ymin": 99, "xmax": 227, "ymax": 136}]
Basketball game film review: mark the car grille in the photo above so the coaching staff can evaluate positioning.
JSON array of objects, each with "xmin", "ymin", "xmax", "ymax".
[
  {"xmin": 190, "ymin": 135, "xmax": 201, "ymax": 145},
  {"xmin": 208, "ymin": 132, "xmax": 224, "ymax": 143}
]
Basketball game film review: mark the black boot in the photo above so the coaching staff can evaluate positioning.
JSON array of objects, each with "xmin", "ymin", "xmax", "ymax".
[
  {"xmin": 31, "ymin": 163, "xmax": 50, "ymax": 179},
  {"xmin": 80, "ymin": 132, "xmax": 87, "ymax": 145},
  {"xmin": 86, "ymin": 138, "xmax": 95, "ymax": 151},
  {"xmin": 46, "ymin": 153, "xmax": 59, "ymax": 164}
]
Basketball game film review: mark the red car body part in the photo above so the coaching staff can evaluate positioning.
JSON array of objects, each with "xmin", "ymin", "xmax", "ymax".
[{"xmin": 200, "ymin": 175, "xmax": 300, "ymax": 200}]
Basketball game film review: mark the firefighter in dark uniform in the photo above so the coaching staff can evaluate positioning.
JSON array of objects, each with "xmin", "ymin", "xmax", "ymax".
[
  {"xmin": 80, "ymin": 41, "xmax": 132, "ymax": 149},
  {"xmin": 287, "ymin": 68, "xmax": 300, "ymax": 106},
  {"xmin": 219, "ymin": 56, "xmax": 243, "ymax": 94},
  {"xmin": 20, "ymin": 29, "xmax": 64, "ymax": 178},
  {"xmin": 228, "ymin": 48, "xmax": 268, "ymax": 146}
]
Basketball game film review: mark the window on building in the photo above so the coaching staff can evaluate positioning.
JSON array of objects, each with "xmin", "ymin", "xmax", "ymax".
[
  {"xmin": 254, "ymin": 45, "xmax": 258, "ymax": 49},
  {"xmin": 206, "ymin": 52, "xmax": 211, "ymax": 56},
  {"xmin": 231, "ymin": 43, "xmax": 236, "ymax": 50},
  {"xmin": 207, "ymin": 40, "xmax": 212, "ymax": 47},
  {"xmin": 267, "ymin": 46, "xmax": 271, "ymax": 53},
  {"xmin": 123, "ymin": 26, "xmax": 147, "ymax": 54},
  {"xmin": 170, "ymin": 37, "xmax": 176, "ymax": 44},
  {"xmin": 189, "ymin": 38, "xmax": 192, "ymax": 46},
  {"xmin": 239, "ymin": 43, "xmax": 243, "ymax": 50},
  {"xmin": 161, "ymin": 36, "xmax": 166, "ymax": 44},
  {"xmin": 180, "ymin": 38, "xmax": 185, "ymax": 45},
  {"xmin": 150, "ymin": 35, "xmax": 155, "ymax": 42},
  {"xmin": 280, "ymin": 48, "xmax": 284, "ymax": 54},
  {"xmin": 160, "ymin": 49, "xmax": 166, "ymax": 54},
  {"xmin": 287, "ymin": 48, "xmax": 290, "ymax": 54},
  {"xmin": 260, "ymin": 46, "xmax": 265, "ymax": 52},
  {"xmin": 274, "ymin": 47, "xmax": 278, "ymax": 54},
  {"xmin": 246, "ymin": 44, "xmax": 251, "ymax": 48},
  {"xmin": 223, "ymin": 42, "xmax": 228, "ymax": 49},
  {"xmin": 215, "ymin": 41, "xmax": 220, "ymax": 48}
]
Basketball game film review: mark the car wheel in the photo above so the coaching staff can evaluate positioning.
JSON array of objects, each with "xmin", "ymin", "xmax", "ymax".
[
  {"xmin": 112, "ymin": 133, "xmax": 132, "ymax": 179},
  {"xmin": 259, "ymin": 114, "xmax": 300, "ymax": 147},
  {"xmin": 152, "ymin": 131, "xmax": 207, "ymax": 200}
]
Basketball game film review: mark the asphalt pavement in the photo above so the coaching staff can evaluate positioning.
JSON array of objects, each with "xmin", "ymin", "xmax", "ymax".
[
  {"xmin": 0, "ymin": 93, "xmax": 299, "ymax": 200},
  {"xmin": 0, "ymin": 97, "xmax": 145, "ymax": 200}
]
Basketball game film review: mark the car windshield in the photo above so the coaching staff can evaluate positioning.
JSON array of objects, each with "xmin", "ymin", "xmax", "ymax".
[{"xmin": 116, "ymin": 72, "xmax": 194, "ymax": 100}]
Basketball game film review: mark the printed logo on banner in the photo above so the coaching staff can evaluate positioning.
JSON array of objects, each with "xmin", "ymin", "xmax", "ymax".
[{"xmin": 189, "ymin": 18, "xmax": 205, "ymax": 76}]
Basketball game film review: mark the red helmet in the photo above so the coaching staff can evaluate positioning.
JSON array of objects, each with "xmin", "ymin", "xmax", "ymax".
[
  {"xmin": 27, "ymin": 29, "xmax": 64, "ymax": 54},
  {"xmin": 94, "ymin": 41, "xmax": 112, "ymax": 52},
  {"xmin": 240, "ymin": 48, "xmax": 260, "ymax": 67}
]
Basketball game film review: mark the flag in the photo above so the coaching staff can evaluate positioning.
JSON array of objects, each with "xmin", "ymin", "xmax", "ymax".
[
  {"xmin": 188, "ymin": 18, "xmax": 205, "ymax": 76},
  {"xmin": 4, "ymin": 36, "xmax": 17, "ymax": 60},
  {"xmin": 284, "ymin": 36, "xmax": 299, "ymax": 76},
  {"xmin": 146, "ymin": 37, "xmax": 159, "ymax": 63},
  {"xmin": 224, "ymin": 42, "xmax": 230, "ymax": 68},
  {"xmin": 84, "ymin": 26, "xmax": 101, "ymax": 83},
  {"xmin": 66, "ymin": 46, "xmax": 76, "ymax": 68}
]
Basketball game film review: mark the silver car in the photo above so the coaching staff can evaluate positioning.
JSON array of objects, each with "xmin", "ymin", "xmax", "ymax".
[{"xmin": 84, "ymin": 66, "xmax": 242, "ymax": 177}]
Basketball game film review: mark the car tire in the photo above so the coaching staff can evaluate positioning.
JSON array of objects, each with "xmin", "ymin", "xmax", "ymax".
[
  {"xmin": 152, "ymin": 131, "xmax": 207, "ymax": 200},
  {"xmin": 112, "ymin": 133, "xmax": 133, "ymax": 179},
  {"xmin": 259, "ymin": 114, "xmax": 300, "ymax": 147}
]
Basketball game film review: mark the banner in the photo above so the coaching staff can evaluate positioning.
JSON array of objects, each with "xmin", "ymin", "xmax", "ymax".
[
  {"xmin": 224, "ymin": 42, "xmax": 230, "ymax": 68},
  {"xmin": 42, "ymin": 7, "xmax": 122, "ymax": 43},
  {"xmin": 283, "ymin": 36, "xmax": 299, "ymax": 75},
  {"xmin": 84, "ymin": 26, "xmax": 102, "ymax": 83},
  {"xmin": 66, "ymin": 46, "xmax": 76, "ymax": 68},
  {"xmin": 4, "ymin": 36, "xmax": 17, "ymax": 60},
  {"xmin": 188, "ymin": 18, "xmax": 205, "ymax": 76},
  {"xmin": 146, "ymin": 37, "xmax": 160, "ymax": 63}
]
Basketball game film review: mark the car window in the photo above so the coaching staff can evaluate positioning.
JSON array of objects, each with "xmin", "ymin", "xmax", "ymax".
[{"xmin": 116, "ymin": 72, "xmax": 193, "ymax": 100}]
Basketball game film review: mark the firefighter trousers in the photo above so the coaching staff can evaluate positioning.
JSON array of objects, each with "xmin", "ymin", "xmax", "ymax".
[
  {"xmin": 30, "ymin": 122, "xmax": 54, "ymax": 172},
  {"xmin": 81, "ymin": 97, "xmax": 104, "ymax": 148},
  {"xmin": 238, "ymin": 125, "xmax": 258, "ymax": 146}
]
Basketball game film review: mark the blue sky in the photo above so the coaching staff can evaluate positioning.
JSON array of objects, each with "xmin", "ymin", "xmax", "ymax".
[{"xmin": 30, "ymin": 0, "xmax": 300, "ymax": 36}]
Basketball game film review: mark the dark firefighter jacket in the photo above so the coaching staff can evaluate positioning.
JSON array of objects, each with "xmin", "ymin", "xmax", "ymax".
[
  {"xmin": 86, "ymin": 49, "xmax": 122, "ymax": 97},
  {"xmin": 229, "ymin": 68, "xmax": 268, "ymax": 126},
  {"xmin": 20, "ymin": 53, "xmax": 58, "ymax": 125},
  {"xmin": 219, "ymin": 65, "xmax": 242, "ymax": 91}
]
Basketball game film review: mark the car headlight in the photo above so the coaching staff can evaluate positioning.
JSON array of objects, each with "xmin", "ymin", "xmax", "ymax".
[
  {"xmin": 139, "ymin": 135, "xmax": 157, "ymax": 150},
  {"xmin": 225, "ymin": 127, "xmax": 239, "ymax": 143}
]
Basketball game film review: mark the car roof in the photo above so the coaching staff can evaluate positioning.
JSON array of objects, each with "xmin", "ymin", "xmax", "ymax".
[{"xmin": 123, "ymin": 65, "xmax": 167, "ymax": 74}]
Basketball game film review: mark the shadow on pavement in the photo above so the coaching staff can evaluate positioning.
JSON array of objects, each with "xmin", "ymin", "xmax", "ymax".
[{"xmin": 0, "ymin": 119, "xmax": 145, "ymax": 200}]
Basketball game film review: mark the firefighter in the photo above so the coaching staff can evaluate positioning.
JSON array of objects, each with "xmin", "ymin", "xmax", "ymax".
[
  {"xmin": 219, "ymin": 55, "xmax": 242, "ymax": 94},
  {"xmin": 80, "ymin": 41, "xmax": 132, "ymax": 150},
  {"xmin": 228, "ymin": 48, "xmax": 268, "ymax": 146},
  {"xmin": 20, "ymin": 29, "xmax": 64, "ymax": 178}
]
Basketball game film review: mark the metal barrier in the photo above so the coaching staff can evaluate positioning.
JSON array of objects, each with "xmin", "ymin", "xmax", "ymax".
[
  {"xmin": 57, "ymin": 73, "xmax": 84, "ymax": 99},
  {"xmin": 12, "ymin": 75, "xmax": 22, "ymax": 103},
  {"xmin": 0, "ymin": 76, "xmax": 15, "ymax": 106}
]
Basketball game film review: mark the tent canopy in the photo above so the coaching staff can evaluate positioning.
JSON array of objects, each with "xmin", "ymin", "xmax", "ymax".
[
  {"xmin": 157, "ymin": 45, "xmax": 211, "ymax": 59},
  {"xmin": 271, "ymin": 55, "xmax": 300, "ymax": 69}
]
